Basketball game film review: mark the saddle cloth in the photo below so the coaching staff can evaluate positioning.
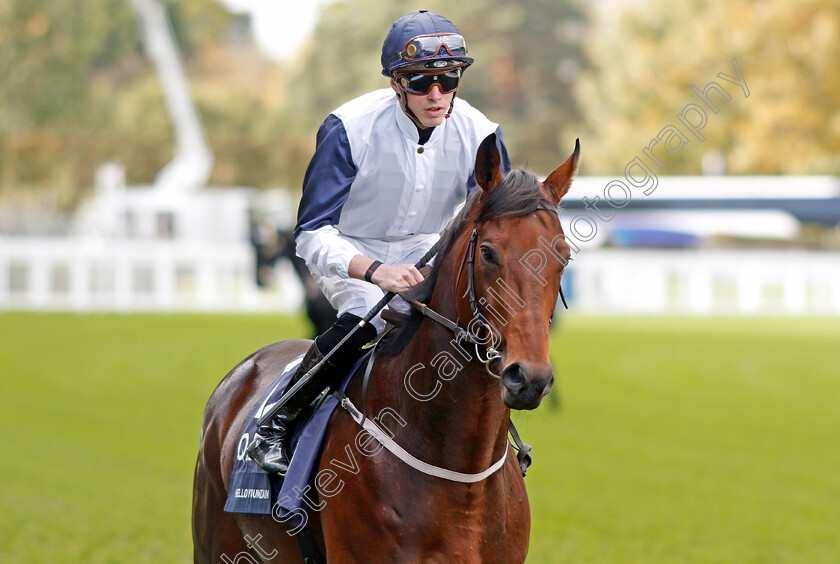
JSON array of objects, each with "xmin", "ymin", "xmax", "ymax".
[{"xmin": 223, "ymin": 351, "xmax": 371, "ymax": 522}]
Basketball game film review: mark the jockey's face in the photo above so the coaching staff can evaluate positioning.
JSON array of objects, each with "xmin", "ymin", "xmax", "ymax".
[{"xmin": 391, "ymin": 80, "xmax": 455, "ymax": 129}]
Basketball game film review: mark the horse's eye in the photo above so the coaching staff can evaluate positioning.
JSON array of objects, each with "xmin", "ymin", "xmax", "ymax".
[{"xmin": 480, "ymin": 245, "xmax": 497, "ymax": 264}]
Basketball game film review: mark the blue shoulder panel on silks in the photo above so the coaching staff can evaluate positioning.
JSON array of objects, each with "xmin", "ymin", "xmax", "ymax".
[
  {"xmin": 223, "ymin": 351, "xmax": 371, "ymax": 518},
  {"xmin": 294, "ymin": 114, "xmax": 357, "ymax": 238}
]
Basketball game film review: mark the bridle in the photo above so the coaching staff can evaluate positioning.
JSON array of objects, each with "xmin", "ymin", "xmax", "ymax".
[
  {"xmin": 338, "ymin": 197, "xmax": 562, "ymax": 484},
  {"xmin": 409, "ymin": 200, "xmax": 566, "ymax": 378}
]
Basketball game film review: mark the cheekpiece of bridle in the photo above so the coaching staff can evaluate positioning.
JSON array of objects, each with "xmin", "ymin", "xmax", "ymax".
[
  {"xmin": 413, "ymin": 200, "xmax": 566, "ymax": 379},
  {"xmin": 463, "ymin": 227, "xmax": 503, "ymax": 377}
]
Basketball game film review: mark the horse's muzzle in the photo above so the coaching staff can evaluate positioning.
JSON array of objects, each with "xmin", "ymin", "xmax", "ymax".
[{"xmin": 500, "ymin": 360, "xmax": 554, "ymax": 410}]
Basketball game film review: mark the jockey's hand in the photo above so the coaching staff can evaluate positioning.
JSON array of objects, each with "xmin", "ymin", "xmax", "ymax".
[{"xmin": 371, "ymin": 263, "xmax": 424, "ymax": 293}]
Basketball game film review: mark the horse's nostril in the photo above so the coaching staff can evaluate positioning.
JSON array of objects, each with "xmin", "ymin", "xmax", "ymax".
[{"xmin": 502, "ymin": 364, "xmax": 525, "ymax": 392}]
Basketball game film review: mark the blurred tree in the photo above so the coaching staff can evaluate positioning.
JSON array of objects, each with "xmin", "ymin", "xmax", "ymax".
[
  {"xmin": 0, "ymin": 0, "xmax": 592, "ymax": 210},
  {"xmin": 166, "ymin": 0, "xmax": 234, "ymax": 55},
  {"xmin": 0, "ymin": 0, "xmax": 298, "ymax": 209},
  {"xmin": 190, "ymin": 48, "xmax": 308, "ymax": 189},
  {"xmin": 4, "ymin": 0, "xmax": 838, "ymax": 214},
  {"xmin": 0, "ymin": 0, "xmax": 141, "ymax": 132},
  {"xmin": 289, "ymin": 0, "xmax": 589, "ymax": 176},
  {"xmin": 0, "ymin": 0, "xmax": 230, "ymax": 132},
  {"xmin": 0, "ymin": 0, "xmax": 147, "ymax": 207},
  {"xmin": 577, "ymin": 0, "xmax": 840, "ymax": 175}
]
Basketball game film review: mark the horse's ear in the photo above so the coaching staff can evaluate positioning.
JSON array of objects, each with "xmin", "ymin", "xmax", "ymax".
[
  {"xmin": 543, "ymin": 139, "xmax": 580, "ymax": 204},
  {"xmin": 474, "ymin": 133, "xmax": 504, "ymax": 193}
]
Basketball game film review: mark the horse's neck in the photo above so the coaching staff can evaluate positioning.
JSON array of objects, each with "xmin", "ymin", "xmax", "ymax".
[{"xmin": 372, "ymin": 260, "xmax": 510, "ymax": 473}]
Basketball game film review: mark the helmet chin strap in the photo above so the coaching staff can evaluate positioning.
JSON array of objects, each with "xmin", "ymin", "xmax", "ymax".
[
  {"xmin": 443, "ymin": 86, "xmax": 458, "ymax": 119},
  {"xmin": 396, "ymin": 88, "xmax": 428, "ymax": 129}
]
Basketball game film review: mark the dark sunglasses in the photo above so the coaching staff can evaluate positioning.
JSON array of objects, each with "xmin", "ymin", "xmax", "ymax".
[{"xmin": 396, "ymin": 69, "xmax": 462, "ymax": 95}]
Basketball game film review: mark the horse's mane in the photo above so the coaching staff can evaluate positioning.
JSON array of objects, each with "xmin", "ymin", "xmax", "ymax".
[{"xmin": 377, "ymin": 169, "xmax": 553, "ymax": 357}]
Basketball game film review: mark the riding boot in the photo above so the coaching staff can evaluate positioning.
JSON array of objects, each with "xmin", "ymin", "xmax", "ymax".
[
  {"xmin": 245, "ymin": 342, "xmax": 333, "ymax": 475},
  {"xmin": 246, "ymin": 313, "xmax": 377, "ymax": 476}
]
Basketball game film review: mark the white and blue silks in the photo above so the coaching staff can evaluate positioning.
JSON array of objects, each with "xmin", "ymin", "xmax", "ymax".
[{"xmin": 295, "ymin": 88, "xmax": 511, "ymax": 332}]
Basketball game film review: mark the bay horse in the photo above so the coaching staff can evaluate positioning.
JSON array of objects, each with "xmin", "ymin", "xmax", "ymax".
[{"xmin": 193, "ymin": 135, "xmax": 579, "ymax": 563}]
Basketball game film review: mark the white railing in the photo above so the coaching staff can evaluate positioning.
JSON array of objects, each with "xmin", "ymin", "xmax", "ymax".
[
  {"xmin": 0, "ymin": 236, "xmax": 302, "ymax": 312},
  {"xmin": 2, "ymin": 238, "xmax": 839, "ymax": 316},
  {"xmin": 569, "ymin": 249, "xmax": 840, "ymax": 316}
]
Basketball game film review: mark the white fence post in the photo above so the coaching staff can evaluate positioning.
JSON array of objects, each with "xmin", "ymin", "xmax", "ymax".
[{"xmin": 0, "ymin": 253, "xmax": 7, "ymax": 306}]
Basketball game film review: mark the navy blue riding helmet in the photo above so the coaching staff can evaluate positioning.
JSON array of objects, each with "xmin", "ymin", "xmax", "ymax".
[
  {"xmin": 381, "ymin": 10, "xmax": 474, "ymax": 77},
  {"xmin": 382, "ymin": 11, "xmax": 474, "ymax": 127}
]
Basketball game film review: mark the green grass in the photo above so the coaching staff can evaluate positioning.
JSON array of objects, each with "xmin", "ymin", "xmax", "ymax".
[
  {"xmin": 526, "ymin": 317, "xmax": 840, "ymax": 563},
  {"xmin": 1, "ymin": 313, "xmax": 838, "ymax": 563}
]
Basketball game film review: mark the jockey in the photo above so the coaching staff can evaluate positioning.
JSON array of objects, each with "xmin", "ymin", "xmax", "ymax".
[{"xmin": 247, "ymin": 10, "xmax": 511, "ymax": 475}]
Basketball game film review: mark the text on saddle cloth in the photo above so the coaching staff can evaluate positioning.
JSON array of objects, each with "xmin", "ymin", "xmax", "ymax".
[{"xmin": 223, "ymin": 352, "xmax": 371, "ymax": 517}]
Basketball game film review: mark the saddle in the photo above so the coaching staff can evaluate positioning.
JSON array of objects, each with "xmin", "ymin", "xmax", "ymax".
[{"xmin": 223, "ymin": 352, "xmax": 372, "ymax": 518}]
